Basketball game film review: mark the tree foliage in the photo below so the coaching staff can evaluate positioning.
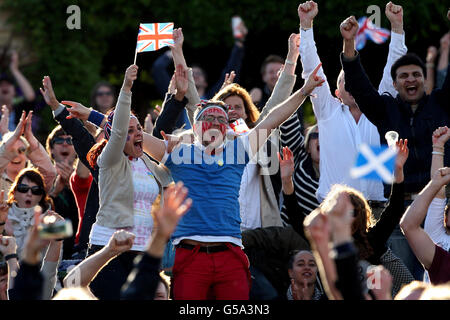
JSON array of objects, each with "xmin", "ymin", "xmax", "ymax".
[{"xmin": 1, "ymin": 0, "xmax": 448, "ymax": 130}]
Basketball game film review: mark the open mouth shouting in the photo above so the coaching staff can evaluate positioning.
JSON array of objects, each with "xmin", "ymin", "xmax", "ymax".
[
  {"xmin": 134, "ymin": 139, "xmax": 143, "ymax": 153},
  {"xmin": 406, "ymin": 85, "xmax": 417, "ymax": 96}
]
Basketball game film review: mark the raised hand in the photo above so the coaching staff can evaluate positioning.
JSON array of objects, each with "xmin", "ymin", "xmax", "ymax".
[
  {"xmin": 153, "ymin": 182, "xmax": 192, "ymax": 240},
  {"xmin": 393, "ymin": 139, "xmax": 408, "ymax": 183},
  {"xmin": 172, "ymin": 28, "xmax": 184, "ymax": 52},
  {"xmin": 426, "ymin": 46, "xmax": 438, "ymax": 64},
  {"xmin": 440, "ymin": 33, "xmax": 450, "ymax": 51},
  {"xmin": 4, "ymin": 111, "xmax": 26, "ymax": 153},
  {"xmin": 304, "ymin": 208, "xmax": 330, "ymax": 246},
  {"xmin": 431, "ymin": 167, "xmax": 450, "ymax": 188},
  {"xmin": 0, "ymin": 235, "xmax": 17, "ymax": 256},
  {"xmin": 385, "ymin": 2, "xmax": 403, "ymax": 33},
  {"xmin": 278, "ymin": 146, "xmax": 295, "ymax": 180},
  {"xmin": 61, "ymin": 101, "xmax": 91, "ymax": 121},
  {"xmin": 340, "ymin": 16, "xmax": 359, "ymax": 41},
  {"xmin": 220, "ymin": 71, "xmax": 236, "ymax": 91},
  {"xmin": 55, "ymin": 159, "xmax": 75, "ymax": 185},
  {"xmin": 39, "ymin": 76, "xmax": 60, "ymax": 110},
  {"xmin": 144, "ymin": 113, "xmax": 154, "ymax": 134},
  {"xmin": 298, "ymin": 1, "xmax": 318, "ymax": 28},
  {"xmin": 9, "ymin": 50, "xmax": 19, "ymax": 72},
  {"xmin": 123, "ymin": 64, "xmax": 138, "ymax": 92},
  {"xmin": 161, "ymin": 130, "xmax": 181, "ymax": 153},
  {"xmin": 0, "ymin": 105, "xmax": 9, "ymax": 135},
  {"xmin": 0, "ymin": 190, "xmax": 9, "ymax": 224},
  {"xmin": 432, "ymin": 126, "xmax": 450, "ymax": 147},
  {"xmin": 174, "ymin": 64, "xmax": 188, "ymax": 101},
  {"xmin": 302, "ymin": 63, "xmax": 325, "ymax": 95},
  {"xmin": 106, "ymin": 230, "xmax": 135, "ymax": 256},
  {"xmin": 287, "ymin": 33, "xmax": 300, "ymax": 63},
  {"xmin": 366, "ymin": 265, "xmax": 393, "ymax": 300},
  {"xmin": 24, "ymin": 111, "xmax": 39, "ymax": 152}
]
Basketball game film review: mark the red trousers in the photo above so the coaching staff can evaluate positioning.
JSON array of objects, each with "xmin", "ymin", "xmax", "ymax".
[{"xmin": 172, "ymin": 243, "xmax": 251, "ymax": 300}]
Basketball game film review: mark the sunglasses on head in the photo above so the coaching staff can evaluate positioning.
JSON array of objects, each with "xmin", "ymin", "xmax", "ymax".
[
  {"xmin": 17, "ymin": 184, "xmax": 44, "ymax": 195},
  {"xmin": 52, "ymin": 137, "xmax": 73, "ymax": 145}
]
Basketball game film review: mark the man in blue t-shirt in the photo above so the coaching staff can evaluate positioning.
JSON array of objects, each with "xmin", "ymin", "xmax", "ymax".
[{"xmin": 142, "ymin": 64, "xmax": 325, "ymax": 300}]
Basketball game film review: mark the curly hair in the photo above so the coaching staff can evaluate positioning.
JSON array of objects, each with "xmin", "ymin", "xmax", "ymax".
[
  {"xmin": 7, "ymin": 168, "xmax": 54, "ymax": 210},
  {"xmin": 86, "ymin": 139, "xmax": 108, "ymax": 169},
  {"xmin": 321, "ymin": 184, "xmax": 376, "ymax": 261},
  {"xmin": 212, "ymin": 83, "xmax": 260, "ymax": 128}
]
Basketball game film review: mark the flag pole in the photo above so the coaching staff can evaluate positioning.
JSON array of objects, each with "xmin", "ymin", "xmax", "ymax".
[{"xmin": 133, "ymin": 24, "xmax": 139, "ymax": 65}]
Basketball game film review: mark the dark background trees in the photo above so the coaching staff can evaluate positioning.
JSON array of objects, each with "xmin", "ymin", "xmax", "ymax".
[{"xmin": 1, "ymin": 0, "xmax": 448, "ymax": 136}]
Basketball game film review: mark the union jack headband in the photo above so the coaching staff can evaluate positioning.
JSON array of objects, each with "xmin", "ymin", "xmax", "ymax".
[
  {"xmin": 194, "ymin": 100, "xmax": 229, "ymax": 122},
  {"xmin": 104, "ymin": 110, "xmax": 138, "ymax": 140}
]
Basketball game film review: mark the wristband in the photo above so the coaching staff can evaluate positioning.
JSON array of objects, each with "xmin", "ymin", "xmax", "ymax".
[
  {"xmin": 5, "ymin": 253, "xmax": 18, "ymax": 261},
  {"xmin": 285, "ymin": 59, "xmax": 296, "ymax": 65},
  {"xmin": 432, "ymin": 151, "xmax": 445, "ymax": 156},
  {"xmin": 88, "ymin": 110, "xmax": 106, "ymax": 127},
  {"xmin": 432, "ymin": 145, "xmax": 445, "ymax": 151},
  {"xmin": 0, "ymin": 221, "xmax": 5, "ymax": 226}
]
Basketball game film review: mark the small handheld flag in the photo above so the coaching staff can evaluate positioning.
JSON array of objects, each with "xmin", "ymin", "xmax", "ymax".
[
  {"xmin": 350, "ymin": 143, "xmax": 397, "ymax": 184},
  {"xmin": 229, "ymin": 118, "xmax": 250, "ymax": 135},
  {"xmin": 355, "ymin": 17, "xmax": 390, "ymax": 51},
  {"xmin": 134, "ymin": 22, "xmax": 174, "ymax": 64}
]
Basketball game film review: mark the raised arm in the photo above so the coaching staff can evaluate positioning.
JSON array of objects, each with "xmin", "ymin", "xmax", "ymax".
[
  {"xmin": 424, "ymin": 127, "xmax": 450, "ymax": 241},
  {"xmin": 298, "ymin": 1, "xmax": 338, "ymax": 120},
  {"xmin": 9, "ymin": 51, "xmax": 35, "ymax": 102},
  {"xmin": 63, "ymin": 230, "xmax": 135, "ymax": 288},
  {"xmin": 40, "ymin": 75, "xmax": 98, "ymax": 173},
  {"xmin": 248, "ymin": 63, "xmax": 324, "ymax": 155},
  {"xmin": 399, "ymin": 167, "xmax": 450, "ymax": 269},
  {"xmin": 22, "ymin": 112, "xmax": 57, "ymax": 192},
  {"xmin": 152, "ymin": 64, "xmax": 189, "ymax": 139},
  {"xmin": 97, "ymin": 65, "xmax": 137, "ymax": 168},
  {"xmin": 340, "ymin": 16, "xmax": 388, "ymax": 127},
  {"xmin": 378, "ymin": 2, "xmax": 408, "ymax": 96},
  {"xmin": 257, "ymin": 33, "xmax": 299, "ymax": 123},
  {"xmin": 369, "ymin": 139, "xmax": 408, "ymax": 252}
]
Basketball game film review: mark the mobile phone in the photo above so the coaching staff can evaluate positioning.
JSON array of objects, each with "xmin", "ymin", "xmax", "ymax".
[{"xmin": 38, "ymin": 216, "xmax": 73, "ymax": 240}]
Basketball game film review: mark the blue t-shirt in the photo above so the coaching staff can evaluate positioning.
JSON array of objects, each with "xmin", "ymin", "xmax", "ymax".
[{"xmin": 163, "ymin": 136, "xmax": 251, "ymax": 239}]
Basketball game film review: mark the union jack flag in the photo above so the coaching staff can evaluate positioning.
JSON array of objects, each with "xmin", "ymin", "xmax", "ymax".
[
  {"xmin": 356, "ymin": 17, "xmax": 390, "ymax": 50},
  {"xmin": 136, "ymin": 22, "xmax": 174, "ymax": 53}
]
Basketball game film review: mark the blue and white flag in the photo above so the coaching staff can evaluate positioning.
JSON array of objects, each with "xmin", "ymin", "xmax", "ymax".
[{"xmin": 350, "ymin": 144, "xmax": 397, "ymax": 184}]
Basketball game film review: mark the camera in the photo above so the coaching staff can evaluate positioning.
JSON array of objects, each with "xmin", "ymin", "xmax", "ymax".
[{"xmin": 38, "ymin": 215, "xmax": 73, "ymax": 240}]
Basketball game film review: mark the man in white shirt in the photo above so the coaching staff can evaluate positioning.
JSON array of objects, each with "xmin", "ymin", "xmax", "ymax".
[{"xmin": 298, "ymin": 1, "xmax": 407, "ymax": 217}]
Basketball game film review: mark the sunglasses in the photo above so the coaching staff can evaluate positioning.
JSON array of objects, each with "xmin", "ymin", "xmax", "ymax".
[
  {"xmin": 17, "ymin": 184, "xmax": 44, "ymax": 195},
  {"xmin": 309, "ymin": 132, "xmax": 319, "ymax": 140},
  {"xmin": 52, "ymin": 137, "xmax": 73, "ymax": 145},
  {"xmin": 96, "ymin": 91, "xmax": 113, "ymax": 97},
  {"xmin": 201, "ymin": 115, "xmax": 228, "ymax": 125}
]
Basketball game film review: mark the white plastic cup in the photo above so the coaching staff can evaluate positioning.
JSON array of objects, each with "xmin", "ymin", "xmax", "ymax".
[
  {"xmin": 385, "ymin": 131, "xmax": 399, "ymax": 148},
  {"xmin": 232, "ymin": 16, "xmax": 244, "ymax": 39}
]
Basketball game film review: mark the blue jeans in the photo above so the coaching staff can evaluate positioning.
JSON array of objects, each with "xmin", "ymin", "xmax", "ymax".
[
  {"xmin": 387, "ymin": 224, "xmax": 424, "ymax": 281},
  {"xmin": 249, "ymin": 265, "xmax": 279, "ymax": 300}
]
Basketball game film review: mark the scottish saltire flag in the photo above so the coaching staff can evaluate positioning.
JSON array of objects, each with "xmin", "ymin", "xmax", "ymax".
[
  {"xmin": 356, "ymin": 17, "xmax": 390, "ymax": 50},
  {"xmin": 136, "ymin": 22, "xmax": 174, "ymax": 53},
  {"xmin": 350, "ymin": 144, "xmax": 397, "ymax": 184}
]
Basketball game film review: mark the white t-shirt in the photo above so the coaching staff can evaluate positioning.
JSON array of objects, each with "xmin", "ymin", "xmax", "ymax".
[
  {"xmin": 239, "ymin": 162, "xmax": 262, "ymax": 231},
  {"xmin": 90, "ymin": 157, "xmax": 159, "ymax": 251},
  {"xmin": 424, "ymin": 197, "xmax": 450, "ymax": 251}
]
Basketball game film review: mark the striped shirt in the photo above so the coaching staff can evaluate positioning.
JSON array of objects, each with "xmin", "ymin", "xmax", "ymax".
[{"xmin": 279, "ymin": 112, "xmax": 320, "ymax": 229}]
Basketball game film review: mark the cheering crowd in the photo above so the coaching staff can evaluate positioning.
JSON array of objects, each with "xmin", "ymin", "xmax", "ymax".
[{"xmin": 0, "ymin": 1, "xmax": 449, "ymax": 301}]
